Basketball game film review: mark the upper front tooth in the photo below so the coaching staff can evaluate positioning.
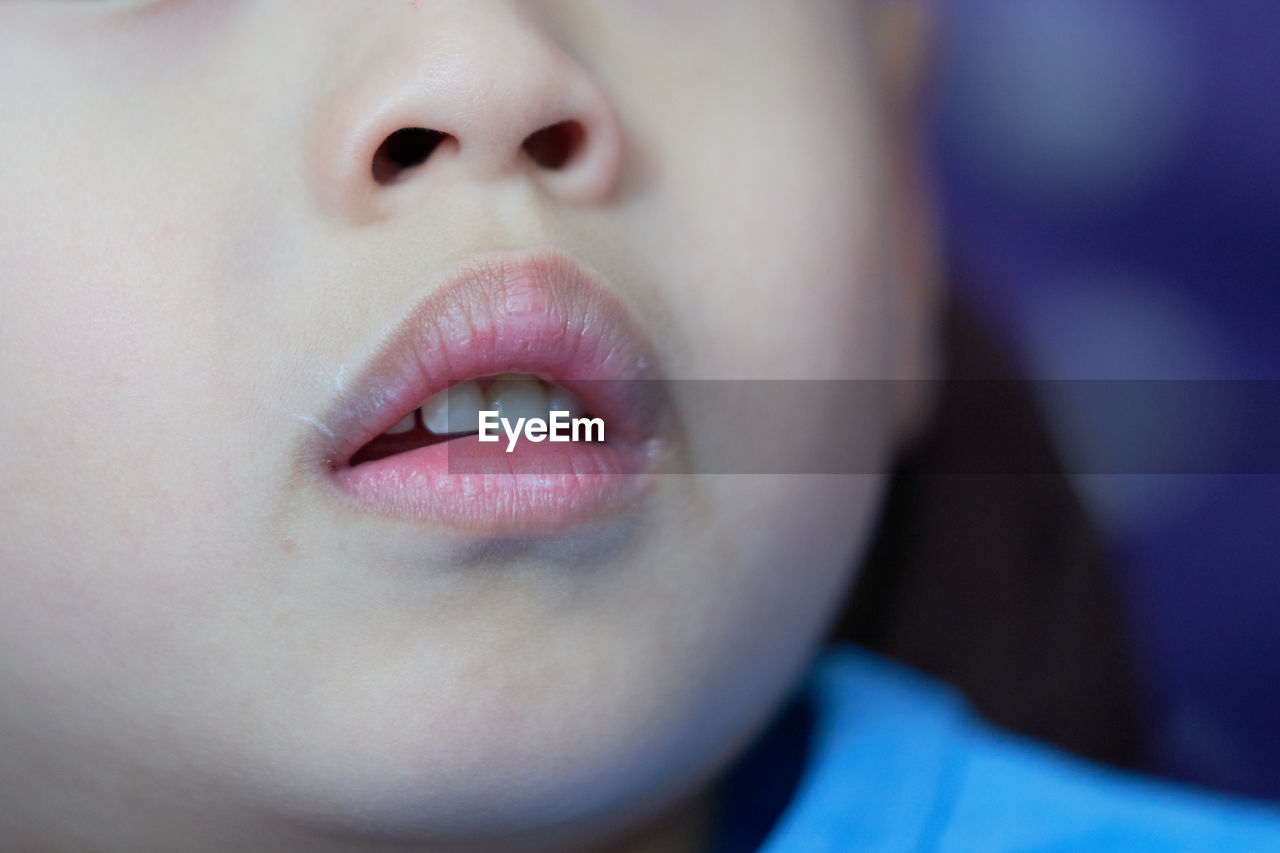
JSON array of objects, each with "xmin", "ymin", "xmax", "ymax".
[
  {"xmin": 546, "ymin": 385, "xmax": 582, "ymax": 419},
  {"xmin": 487, "ymin": 375, "xmax": 549, "ymax": 422},
  {"xmin": 421, "ymin": 380, "xmax": 485, "ymax": 435}
]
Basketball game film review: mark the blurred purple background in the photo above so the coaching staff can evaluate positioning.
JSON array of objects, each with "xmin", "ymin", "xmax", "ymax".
[{"xmin": 930, "ymin": 0, "xmax": 1280, "ymax": 800}]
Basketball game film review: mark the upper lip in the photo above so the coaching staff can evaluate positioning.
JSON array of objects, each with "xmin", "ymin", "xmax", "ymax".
[{"xmin": 304, "ymin": 250, "xmax": 667, "ymax": 469}]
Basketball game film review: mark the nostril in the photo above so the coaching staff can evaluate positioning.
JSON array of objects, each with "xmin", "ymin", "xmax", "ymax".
[
  {"xmin": 522, "ymin": 121, "xmax": 586, "ymax": 171},
  {"xmin": 372, "ymin": 128, "xmax": 448, "ymax": 185}
]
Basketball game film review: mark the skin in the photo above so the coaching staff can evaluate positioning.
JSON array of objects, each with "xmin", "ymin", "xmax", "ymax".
[{"xmin": 0, "ymin": 1, "xmax": 938, "ymax": 851}]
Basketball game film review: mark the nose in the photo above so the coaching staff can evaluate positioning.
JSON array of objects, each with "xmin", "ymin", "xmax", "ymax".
[{"xmin": 313, "ymin": 3, "xmax": 625, "ymax": 220}]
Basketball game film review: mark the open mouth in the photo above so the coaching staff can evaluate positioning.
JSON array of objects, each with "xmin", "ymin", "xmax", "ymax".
[
  {"xmin": 310, "ymin": 251, "xmax": 668, "ymax": 532},
  {"xmin": 349, "ymin": 373, "xmax": 599, "ymax": 466}
]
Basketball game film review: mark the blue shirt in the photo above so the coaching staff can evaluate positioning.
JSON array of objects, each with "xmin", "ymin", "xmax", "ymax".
[{"xmin": 716, "ymin": 646, "xmax": 1280, "ymax": 851}]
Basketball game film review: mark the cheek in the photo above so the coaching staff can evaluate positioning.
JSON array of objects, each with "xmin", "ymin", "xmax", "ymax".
[
  {"xmin": 695, "ymin": 125, "xmax": 887, "ymax": 379},
  {"xmin": 0, "ymin": 238, "xmax": 216, "ymax": 666},
  {"xmin": 0, "ymin": 39, "xmax": 309, "ymax": 600},
  {"xmin": 0, "ymin": 156, "xmax": 294, "ymax": 714},
  {"xmin": 618, "ymin": 21, "xmax": 894, "ymax": 482},
  {"xmin": 623, "ymin": 23, "xmax": 889, "ymax": 383}
]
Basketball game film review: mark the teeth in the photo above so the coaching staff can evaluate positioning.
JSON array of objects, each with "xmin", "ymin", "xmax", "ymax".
[
  {"xmin": 487, "ymin": 374, "xmax": 549, "ymax": 423},
  {"xmin": 385, "ymin": 412, "xmax": 416, "ymax": 435},
  {"xmin": 546, "ymin": 385, "xmax": 582, "ymax": 419},
  {"xmin": 421, "ymin": 380, "xmax": 485, "ymax": 435},
  {"xmin": 416, "ymin": 374, "xmax": 588, "ymax": 437}
]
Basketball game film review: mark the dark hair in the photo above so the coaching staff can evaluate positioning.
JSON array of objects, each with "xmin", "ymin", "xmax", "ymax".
[{"xmin": 830, "ymin": 290, "xmax": 1143, "ymax": 767}]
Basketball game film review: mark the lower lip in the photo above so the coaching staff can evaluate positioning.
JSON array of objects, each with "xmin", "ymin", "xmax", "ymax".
[{"xmin": 333, "ymin": 435, "xmax": 658, "ymax": 532}]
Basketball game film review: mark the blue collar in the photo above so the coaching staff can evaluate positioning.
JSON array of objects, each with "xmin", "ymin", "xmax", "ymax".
[{"xmin": 715, "ymin": 646, "xmax": 969, "ymax": 852}]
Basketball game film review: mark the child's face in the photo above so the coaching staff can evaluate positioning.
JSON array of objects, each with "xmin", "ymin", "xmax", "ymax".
[{"xmin": 0, "ymin": 1, "xmax": 929, "ymax": 849}]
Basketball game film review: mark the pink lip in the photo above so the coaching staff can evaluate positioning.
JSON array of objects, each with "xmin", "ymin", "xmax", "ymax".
[{"xmin": 309, "ymin": 251, "xmax": 667, "ymax": 533}]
